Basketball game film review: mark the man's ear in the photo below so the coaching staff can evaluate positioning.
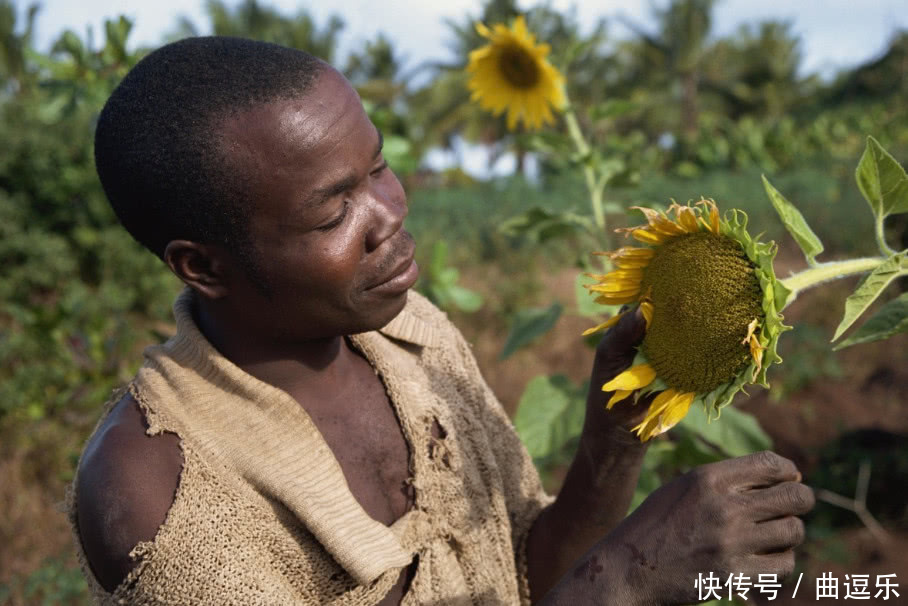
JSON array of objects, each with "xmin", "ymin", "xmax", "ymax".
[{"xmin": 163, "ymin": 240, "xmax": 230, "ymax": 299}]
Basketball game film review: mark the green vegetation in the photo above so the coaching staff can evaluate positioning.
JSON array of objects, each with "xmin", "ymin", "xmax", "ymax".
[{"xmin": 1, "ymin": 0, "xmax": 906, "ymax": 602}]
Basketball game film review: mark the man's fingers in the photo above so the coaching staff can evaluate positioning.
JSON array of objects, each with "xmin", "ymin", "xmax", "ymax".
[
  {"xmin": 744, "ymin": 481, "xmax": 815, "ymax": 522},
  {"xmin": 727, "ymin": 451, "xmax": 801, "ymax": 490},
  {"xmin": 750, "ymin": 550, "xmax": 797, "ymax": 580},
  {"xmin": 593, "ymin": 307, "xmax": 647, "ymax": 381},
  {"xmin": 751, "ymin": 516, "xmax": 807, "ymax": 554}
]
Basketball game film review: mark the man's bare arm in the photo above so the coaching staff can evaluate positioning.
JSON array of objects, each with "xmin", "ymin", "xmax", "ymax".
[
  {"xmin": 525, "ymin": 310, "xmax": 651, "ymax": 599},
  {"xmin": 75, "ymin": 394, "xmax": 182, "ymax": 592}
]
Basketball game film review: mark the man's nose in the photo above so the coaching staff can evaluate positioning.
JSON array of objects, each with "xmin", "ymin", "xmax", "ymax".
[{"xmin": 365, "ymin": 173, "xmax": 407, "ymax": 251}]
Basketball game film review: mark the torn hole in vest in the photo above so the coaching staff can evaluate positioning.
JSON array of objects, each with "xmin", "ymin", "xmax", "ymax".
[{"xmin": 427, "ymin": 417, "xmax": 452, "ymax": 468}]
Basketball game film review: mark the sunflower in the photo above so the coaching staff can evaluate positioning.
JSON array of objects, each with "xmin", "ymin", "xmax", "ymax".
[
  {"xmin": 466, "ymin": 15, "xmax": 566, "ymax": 131},
  {"xmin": 584, "ymin": 200, "xmax": 791, "ymax": 441}
]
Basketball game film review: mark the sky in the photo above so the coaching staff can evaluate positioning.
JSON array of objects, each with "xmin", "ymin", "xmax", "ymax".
[{"xmin": 24, "ymin": 0, "xmax": 908, "ymax": 79}]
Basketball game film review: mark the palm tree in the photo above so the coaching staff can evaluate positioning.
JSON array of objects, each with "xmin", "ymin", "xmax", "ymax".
[
  {"xmin": 0, "ymin": 0, "xmax": 39, "ymax": 95},
  {"xmin": 172, "ymin": 0, "xmax": 344, "ymax": 63}
]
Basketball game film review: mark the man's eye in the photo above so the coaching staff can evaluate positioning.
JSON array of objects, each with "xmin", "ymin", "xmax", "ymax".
[
  {"xmin": 371, "ymin": 161, "xmax": 389, "ymax": 177},
  {"xmin": 318, "ymin": 200, "xmax": 349, "ymax": 231}
]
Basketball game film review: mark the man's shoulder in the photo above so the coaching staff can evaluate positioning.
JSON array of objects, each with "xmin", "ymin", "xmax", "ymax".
[{"xmin": 74, "ymin": 391, "xmax": 183, "ymax": 592}]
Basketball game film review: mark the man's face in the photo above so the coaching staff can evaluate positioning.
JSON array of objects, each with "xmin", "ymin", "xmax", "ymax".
[{"xmin": 218, "ymin": 67, "xmax": 417, "ymax": 341}]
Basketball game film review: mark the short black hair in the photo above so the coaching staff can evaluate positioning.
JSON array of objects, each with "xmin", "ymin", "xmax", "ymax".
[{"xmin": 94, "ymin": 36, "xmax": 326, "ymax": 281}]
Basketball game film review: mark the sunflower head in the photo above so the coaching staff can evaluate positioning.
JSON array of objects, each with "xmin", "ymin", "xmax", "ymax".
[
  {"xmin": 584, "ymin": 200, "xmax": 791, "ymax": 441},
  {"xmin": 466, "ymin": 15, "xmax": 566, "ymax": 131}
]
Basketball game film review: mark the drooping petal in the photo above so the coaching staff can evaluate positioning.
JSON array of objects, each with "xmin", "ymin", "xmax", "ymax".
[
  {"xmin": 582, "ymin": 312, "xmax": 626, "ymax": 336},
  {"xmin": 587, "ymin": 282, "xmax": 641, "ymax": 294},
  {"xmin": 606, "ymin": 389, "xmax": 632, "ymax": 409},
  {"xmin": 602, "ymin": 364, "xmax": 657, "ymax": 392},
  {"xmin": 595, "ymin": 293, "xmax": 641, "ymax": 305},
  {"xmin": 632, "ymin": 388, "xmax": 677, "ymax": 441},
  {"xmin": 639, "ymin": 301, "xmax": 654, "ymax": 328},
  {"xmin": 651, "ymin": 391, "xmax": 695, "ymax": 436}
]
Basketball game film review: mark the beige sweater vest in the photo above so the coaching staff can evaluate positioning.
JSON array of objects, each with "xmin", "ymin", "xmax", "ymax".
[{"xmin": 68, "ymin": 290, "xmax": 551, "ymax": 605}]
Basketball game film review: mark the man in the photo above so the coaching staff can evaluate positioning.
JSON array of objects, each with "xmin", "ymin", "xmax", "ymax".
[{"xmin": 70, "ymin": 37, "xmax": 814, "ymax": 605}]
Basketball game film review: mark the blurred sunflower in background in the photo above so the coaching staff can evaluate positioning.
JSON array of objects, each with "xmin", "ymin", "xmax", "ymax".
[
  {"xmin": 584, "ymin": 200, "xmax": 791, "ymax": 441},
  {"xmin": 466, "ymin": 15, "xmax": 566, "ymax": 131}
]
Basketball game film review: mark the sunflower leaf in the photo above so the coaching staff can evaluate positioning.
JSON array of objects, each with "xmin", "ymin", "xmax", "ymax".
[
  {"xmin": 761, "ymin": 175, "xmax": 824, "ymax": 264},
  {"xmin": 499, "ymin": 303, "xmax": 562, "ymax": 360},
  {"xmin": 833, "ymin": 292, "xmax": 908, "ymax": 350},
  {"xmin": 855, "ymin": 136, "xmax": 908, "ymax": 219},
  {"xmin": 832, "ymin": 254, "xmax": 905, "ymax": 342},
  {"xmin": 514, "ymin": 374, "xmax": 586, "ymax": 460},
  {"xmin": 677, "ymin": 405, "xmax": 772, "ymax": 458}
]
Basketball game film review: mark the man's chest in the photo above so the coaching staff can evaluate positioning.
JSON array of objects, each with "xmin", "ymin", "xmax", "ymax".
[{"xmin": 302, "ymin": 358, "xmax": 413, "ymax": 528}]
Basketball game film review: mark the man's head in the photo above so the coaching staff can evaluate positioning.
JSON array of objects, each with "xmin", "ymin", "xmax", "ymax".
[
  {"xmin": 96, "ymin": 37, "xmax": 417, "ymax": 341},
  {"xmin": 95, "ymin": 37, "xmax": 325, "ymax": 287}
]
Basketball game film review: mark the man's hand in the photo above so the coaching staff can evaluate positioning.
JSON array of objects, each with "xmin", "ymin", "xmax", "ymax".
[
  {"xmin": 544, "ymin": 450, "xmax": 815, "ymax": 605},
  {"xmin": 585, "ymin": 308, "xmax": 653, "ymax": 433}
]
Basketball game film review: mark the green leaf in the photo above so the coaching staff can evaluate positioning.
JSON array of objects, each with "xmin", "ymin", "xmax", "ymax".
[
  {"xmin": 499, "ymin": 303, "xmax": 562, "ymax": 360},
  {"xmin": 833, "ymin": 292, "xmax": 908, "ymax": 350},
  {"xmin": 762, "ymin": 175, "xmax": 824, "ymax": 264},
  {"xmin": 677, "ymin": 405, "xmax": 772, "ymax": 458},
  {"xmin": 855, "ymin": 136, "xmax": 908, "ymax": 219},
  {"xmin": 575, "ymin": 273, "xmax": 604, "ymax": 318},
  {"xmin": 514, "ymin": 374, "xmax": 585, "ymax": 460},
  {"xmin": 498, "ymin": 207, "xmax": 593, "ymax": 243},
  {"xmin": 832, "ymin": 255, "xmax": 905, "ymax": 342},
  {"xmin": 444, "ymin": 284, "xmax": 483, "ymax": 313},
  {"xmin": 428, "ymin": 240, "xmax": 449, "ymax": 279}
]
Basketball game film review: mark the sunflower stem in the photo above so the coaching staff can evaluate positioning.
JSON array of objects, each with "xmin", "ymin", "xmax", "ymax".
[
  {"xmin": 780, "ymin": 257, "xmax": 888, "ymax": 305},
  {"xmin": 563, "ymin": 101, "xmax": 606, "ymax": 231}
]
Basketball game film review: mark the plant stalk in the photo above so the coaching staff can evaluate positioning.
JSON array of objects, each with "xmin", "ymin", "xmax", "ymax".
[
  {"xmin": 874, "ymin": 214, "xmax": 897, "ymax": 257},
  {"xmin": 563, "ymin": 102, "xmax": 605, "ymax": 230},
  {"xmin": 780, "ymin": 257, "xmax": 886, "ymax": 306}
]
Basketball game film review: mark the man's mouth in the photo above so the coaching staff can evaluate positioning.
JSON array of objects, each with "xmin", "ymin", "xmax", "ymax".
[{"xmin": 366, "ymin": 234, "xmax": 419, "ymax": 293}]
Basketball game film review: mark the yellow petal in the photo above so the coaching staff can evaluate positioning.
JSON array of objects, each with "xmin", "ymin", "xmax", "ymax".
[
  {"xmin": 615, "ymin": 257, "xmax": 653, "ymax": 269},
  {"xmin": 595, "ymin": 294, "xmax": 641, "ymax": 305},
  {"xmin": 696, "ymin": 199, "xmax": 720, "ymax": 234},
  {"xmin": 608, "ymin": 246, "xmax": 656, "ymax": 259},
  {"xmin": 582, "ymin": 312, "xmax": 626, "ymax": 336},
  {"xmin": 588, "ymin": 282, "xmax": 640, "ymax": 294},
  {"xmin": 602, "ymin": 364, "xmax": 657, "ymax": 392},
  {"xmin": 652, "ymin": 391, "xmax": 695, "ymax": 436},
  {"xmin": 631, "ymin": 388, "xmax": 677, "ymax": 441},
  {"xmin": 605, "ymin": 389, "xmax": 632, "ymax": 409},
  {"xmin": 673, "ymin": 204, "xmax": 700, "ymax": 233},
  {"xmin": 741, "ymin": 318, "xmax": 765, "ymax": 379},
  {"xmin": 639, "ymin": 301, "xmax": 654, "ymax": 328},
  {"xmin": 631, "ymin": 206, "xmax": 687, "ymax": 236},
  {"xmin": 631, "ymin": 228, "xmax": 667, "ymax": 245}
]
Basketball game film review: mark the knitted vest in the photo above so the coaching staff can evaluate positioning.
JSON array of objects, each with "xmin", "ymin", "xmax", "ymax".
[{"xmin": 67, "ymin": 290, "xmax": 551, "ymax": 605}]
